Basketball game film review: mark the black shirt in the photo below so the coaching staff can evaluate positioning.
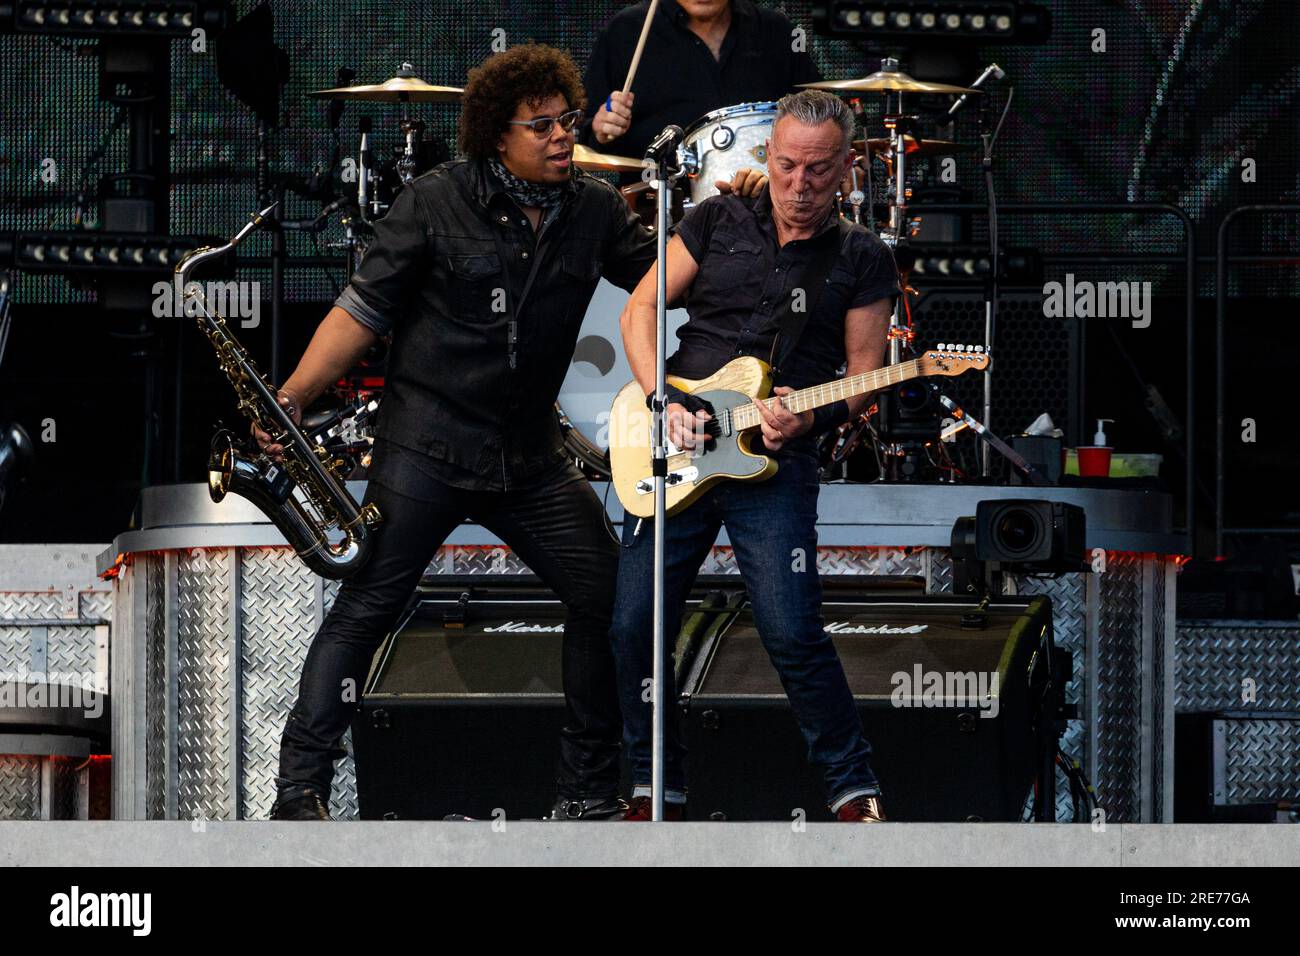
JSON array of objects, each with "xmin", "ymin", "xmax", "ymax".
[
  {"xmin": 669, "ymin": 186, "xmax": 901, "ymax": 452},
  {"xmin": 581, "ymin": 0, "xmax": 821, "ymax": 161},
  {"xmin": 333, "ymin": 159, "xmax": 656, "ymax": 492}
]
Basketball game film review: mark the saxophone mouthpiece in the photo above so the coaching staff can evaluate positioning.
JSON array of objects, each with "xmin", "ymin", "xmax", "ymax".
[{"xmin": 253, "ymin": 201, "xmax": 280, "ymax": 224}]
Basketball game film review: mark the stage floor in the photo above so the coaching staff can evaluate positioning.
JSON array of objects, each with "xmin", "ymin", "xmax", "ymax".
[{"xmin": 2, "ymin": 822, "xmax": 1295, "ymax": 866}]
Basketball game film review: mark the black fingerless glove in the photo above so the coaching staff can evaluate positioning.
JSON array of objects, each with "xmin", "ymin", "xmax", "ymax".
[{"xmin": 647, "ymin": 385, "xmax": 714, "ymax": 417}]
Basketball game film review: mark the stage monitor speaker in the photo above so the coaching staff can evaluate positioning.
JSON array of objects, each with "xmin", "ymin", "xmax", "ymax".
[
  {"xmin": 352, "ymin": 579, "xmax": 741, "ymax": 820},
  {"xmin": 681, "ymin": 594, "xmax": 1058, "ymax": 822}
]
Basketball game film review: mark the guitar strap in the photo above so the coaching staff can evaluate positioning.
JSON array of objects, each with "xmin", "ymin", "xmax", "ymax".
[
  {"xmin": 489, "ymin": 216, "xmax": 550, "ymax": 370},
  {"xmin": 765, "ymin": 215, "xmax": 855, "ymax": 377}
]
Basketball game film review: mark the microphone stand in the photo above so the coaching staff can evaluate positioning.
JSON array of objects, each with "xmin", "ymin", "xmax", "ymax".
[
  {"xmin": 974, "ymin": 81, "xmax": 1011, "ymax": 478},
  {"xmin": 648, "ymin": 136, "xmax": 683, "ymax": 822},
  {"xmin": 980, "ymin": 115, "xmax": 997, "ymax": 478}
]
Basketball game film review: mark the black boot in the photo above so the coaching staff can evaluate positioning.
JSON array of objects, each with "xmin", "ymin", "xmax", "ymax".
[
  {"xmin": 547, "ymin": 795, "xmax": 630, "ymax": 821},
  {"xmin": 270, "ymin": 789, "xmax": 331, "ymax": 820}
]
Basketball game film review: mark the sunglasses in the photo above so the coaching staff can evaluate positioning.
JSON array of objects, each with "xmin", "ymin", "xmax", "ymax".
[{"xmin": 506, "ymin": 109, "xmax": 583, "ymax": 137}]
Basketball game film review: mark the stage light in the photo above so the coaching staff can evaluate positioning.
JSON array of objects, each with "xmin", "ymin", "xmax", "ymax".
[
  {"xmin": 906, "ymin": 244, "xmax": 1041, "ymax": 283},
  {"xmin": 2, "ymin": 231, "xmax": 220, "ymax": 274},
  {"xmin": 0, "ymin": 0, "xmax": 227, "ymax": 37},
  {"xmin": 814, "ymin": 3, "xmax": 1050, "ymax": 43}
]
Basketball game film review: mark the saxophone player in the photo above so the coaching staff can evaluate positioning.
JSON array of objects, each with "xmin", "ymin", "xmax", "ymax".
[{"xmin": 257, "ymin": 44, "xmax": 763, "ymax": 821}]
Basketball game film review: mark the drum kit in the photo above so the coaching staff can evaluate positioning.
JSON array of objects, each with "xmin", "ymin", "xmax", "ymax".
[{"xmin": 308, "ymin": 57, "xmax": 992, "ymax": 481}]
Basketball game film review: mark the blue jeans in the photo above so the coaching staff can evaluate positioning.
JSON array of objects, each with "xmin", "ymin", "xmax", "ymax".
[{"xmin": 609, "ymin": 453, "xmax": 881, "ymax": 809}]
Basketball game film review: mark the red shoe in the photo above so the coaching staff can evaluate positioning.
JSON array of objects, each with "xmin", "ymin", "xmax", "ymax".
[
  {"xmin": 622, "ymin": 796, "xmax": 685, "ymax": 821},
  {"xmin": 835, "ymin": 795, "xmax": 886, "ymax": 822}
]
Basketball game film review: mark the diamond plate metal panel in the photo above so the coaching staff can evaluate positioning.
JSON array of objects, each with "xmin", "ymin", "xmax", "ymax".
[
  {"xmin": 1217, "ymin": 718, "xmax": 1300, "ymax": 805},
  {"xmin": 1007, "ymin": 570, "xmax": 1088, "ymax": 822},
  {"xmin": 237, "ymin": 548, "xmax": 356, "ymax": 821},
  {"xmin": 144, "ymin": 553, "xmax": 167, "ymax": 820},
  {"xmin": 0, "ymin": 756, "xmax": 41, "ymax": 820},
  {"xmin": 0, "ymin": 626, "xmax": 33, "ymax": 676},
  {"xmin": 80, "ymin": 590, "xmax": 113, "ymax": 620},
  {"xmin": 332, "ymin": 728, "xmax": 358, "ymax": 821},
  {"xmin": 1094, "ymin": 553, "xmax": 1144, "ymax": 821},
  {"xmin": 175, "ymin": 548, "xmax": 233, "ymax": 821},
  {"xmin": 46, "ymin": 627, "xmax": 97, "ymax": 678},
  {"xmin": 1177, "ymin": 622, "xmax": 1300, "ymax": 713},
  {"xmin": 1151, "ymin": 558, "xmax": 1169, "ymax": 820},
  {"xmin": 927, "ymin": 549, "xmax": 954, "ymax": 595},
  {"xmin": 0, "ymin": 591, "xmax": 66, "ymax": 619},
  {"xmin": 0, "ymin": 589, "xmax": 103, "ymax": 683}
]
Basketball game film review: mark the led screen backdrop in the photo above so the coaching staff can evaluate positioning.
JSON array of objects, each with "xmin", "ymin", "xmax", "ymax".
[{"xmin": 2, "ymin": 0, "xmax": 1297, "ymax": 304}]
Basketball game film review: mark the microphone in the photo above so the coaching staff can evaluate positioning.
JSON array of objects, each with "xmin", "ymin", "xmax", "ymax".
[
  {"xmin": 644, "ymin": 124, "xmax": 684, "ymax": 167},
  {"xmin": 948, "ymin": 63, "xmax": 1005, "ymax": 117}
]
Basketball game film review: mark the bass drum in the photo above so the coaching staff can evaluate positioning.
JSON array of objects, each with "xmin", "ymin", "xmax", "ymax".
[{"xmin": 557, "ymin": 278, "xmax": 689, "ymax": 479}]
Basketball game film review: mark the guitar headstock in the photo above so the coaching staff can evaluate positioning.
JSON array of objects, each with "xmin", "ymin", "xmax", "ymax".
[{"xmin": 916, "ymin": 343, "xmax": 990, "ymax": 376}]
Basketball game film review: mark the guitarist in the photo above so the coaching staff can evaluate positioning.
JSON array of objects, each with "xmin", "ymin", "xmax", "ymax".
[{"xmin": 611, "ymin": 89, "xmax": 900, "ymax": 821}]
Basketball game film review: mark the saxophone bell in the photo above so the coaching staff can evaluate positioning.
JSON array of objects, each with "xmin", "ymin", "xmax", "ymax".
[{"xmin": 207, "ymin": 429, "xmax": 376, "ymax": 580}]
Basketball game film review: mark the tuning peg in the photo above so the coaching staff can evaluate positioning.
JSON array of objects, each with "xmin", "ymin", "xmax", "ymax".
[
  {"xmin": 937, "ymin": 342, "xmax": 948, "ymax": 350},
  {"xmin": 975, "ymin": 345, "xmax": 985, "ymax": 352}
]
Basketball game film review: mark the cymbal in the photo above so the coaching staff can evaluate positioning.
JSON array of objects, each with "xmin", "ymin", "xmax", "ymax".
[
  {"xmin": 800, "ymin": 69, "xmax": 975, "ymax": 96},
  {"xmin": 572, "ymin": 143, "xmax": 645, "ymax": 174},
  {"xmin": 310, "ymin": 74, "xmax": 463, "ymax": 103},
  {"xmin": 853, "ymin": 136, "xmax": 974, "ymax": 158}
]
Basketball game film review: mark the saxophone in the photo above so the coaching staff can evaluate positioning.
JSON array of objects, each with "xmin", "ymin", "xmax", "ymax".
[{"xmin": 177, "ymin": 204, "xmax": 381, "ymax": 579}]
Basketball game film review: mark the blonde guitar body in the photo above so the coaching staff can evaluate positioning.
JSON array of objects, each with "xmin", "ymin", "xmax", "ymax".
[
  {"xmin": 609, "ymin": 356, "xmax": 776, "ymax": 519},
  {"xmin": 608, "ymin": 346, "xmax": 989, "ymax": 519}
]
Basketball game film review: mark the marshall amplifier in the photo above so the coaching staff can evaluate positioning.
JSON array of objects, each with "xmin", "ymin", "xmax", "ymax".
[
  {"xmin": 681, "ymin": 593, "xmax": 1060, "ymax": 822},
  {"xmin": 352, "ymin": 578, "xmax": 741, "ymax": 820}
]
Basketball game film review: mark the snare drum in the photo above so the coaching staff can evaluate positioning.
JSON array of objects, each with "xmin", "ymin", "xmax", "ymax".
[
  {"xmin": 557, "ymin": 278, "xmax": 689, "ymax": 479},
  {"xmin": 678, "ymin": 102, "xmax": 777, "ymax": 205}
]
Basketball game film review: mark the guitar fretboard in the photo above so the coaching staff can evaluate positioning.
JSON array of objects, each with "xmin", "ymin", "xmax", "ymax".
[{"xmin": 729, "ymin": 359, "xmax": 922, "ymax": 431}]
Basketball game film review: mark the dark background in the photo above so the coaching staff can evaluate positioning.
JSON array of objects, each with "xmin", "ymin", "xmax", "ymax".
[{"xmin": 0, "ymin": 0, "xmax": 1296, "ymax": 551}]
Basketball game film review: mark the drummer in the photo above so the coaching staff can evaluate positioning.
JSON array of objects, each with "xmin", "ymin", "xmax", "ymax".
[{"xmin": 582, "ymin": 0, "xmax": 821, "ymax": 179}]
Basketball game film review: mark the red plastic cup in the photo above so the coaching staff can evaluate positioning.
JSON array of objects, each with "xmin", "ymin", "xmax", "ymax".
[{"xmin": 1077, "ymin": 446, "xmax": 1113, "ymax": 477}]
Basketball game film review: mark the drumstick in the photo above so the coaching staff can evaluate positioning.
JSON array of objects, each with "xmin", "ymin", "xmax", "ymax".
[{"xmin": 621, "ymin": 0, "xmax": 660, "ymax": 94}]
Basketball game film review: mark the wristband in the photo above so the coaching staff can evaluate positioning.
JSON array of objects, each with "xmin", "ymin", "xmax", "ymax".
[{"xmin": 810, "ymin": 399, "xmax": 851, "ymax": 437}]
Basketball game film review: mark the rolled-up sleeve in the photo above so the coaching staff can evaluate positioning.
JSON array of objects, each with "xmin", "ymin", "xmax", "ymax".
[{"xmin": 332, "ymin": 185, "xmax": 428, "ymax": 337}]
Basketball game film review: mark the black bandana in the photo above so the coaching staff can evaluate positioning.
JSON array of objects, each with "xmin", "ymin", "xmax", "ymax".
[{"xmin": 487, "ymin": 157, "xmax": 575, "ymax": 212}]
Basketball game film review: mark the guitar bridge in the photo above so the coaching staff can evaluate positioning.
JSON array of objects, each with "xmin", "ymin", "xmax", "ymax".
[{"xmin": 635, "ymin": 465, "xmax": 699, "ymax": 495}]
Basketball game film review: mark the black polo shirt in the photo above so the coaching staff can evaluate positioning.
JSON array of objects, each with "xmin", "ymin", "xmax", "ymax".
[
  {"xmin": 668, "ymin": 186, "xmax": 901, "ymax": 452},
  {"xmin": 580, "ymin": 0, "xmax": 821, "ymax": 161}
]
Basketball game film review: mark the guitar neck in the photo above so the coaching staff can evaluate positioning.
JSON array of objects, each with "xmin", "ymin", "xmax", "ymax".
[{"xmin": 729, "ymin": 359, "xmax": 922, "ymax": 431}]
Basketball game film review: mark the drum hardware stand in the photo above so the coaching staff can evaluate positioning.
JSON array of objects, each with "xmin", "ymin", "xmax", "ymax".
[{"xmin": 646, "ymin": 124, "xmax": 687, "ymax": 822}]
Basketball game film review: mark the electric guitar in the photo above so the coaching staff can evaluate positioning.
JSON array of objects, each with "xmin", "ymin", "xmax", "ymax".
[{"xmin": 608, "ymin": 345, "xmax": 990, "ymax": 518}]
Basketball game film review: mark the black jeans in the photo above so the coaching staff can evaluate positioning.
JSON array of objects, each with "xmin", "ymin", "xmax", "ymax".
[{"xmin": 275, "ymin": 450, "xmax": 622, "ymax": 804}]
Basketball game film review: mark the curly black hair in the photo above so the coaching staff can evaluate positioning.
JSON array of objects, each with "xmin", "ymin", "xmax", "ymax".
[{"xmin": 457, "ymin": 43, "xmax": 587, "ymax": 161}]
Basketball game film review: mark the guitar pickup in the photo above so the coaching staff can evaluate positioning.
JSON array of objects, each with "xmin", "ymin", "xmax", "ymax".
[{"xmin": 635, "ymin": 466, "xmax": 698, "ymax": 495}]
